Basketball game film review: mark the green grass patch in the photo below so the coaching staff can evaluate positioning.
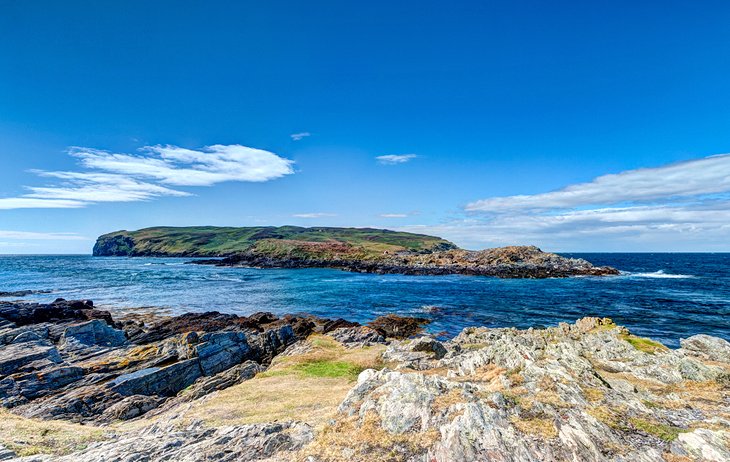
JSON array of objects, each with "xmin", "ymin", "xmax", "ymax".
[
  {"xmin": 620, "ymin": 334, "xmax": 668, "ymax": 354},
  {"xmin": 295, "ymin": 360, "xmax": 364, "ymax": 379},
  {"xmin": 629, "ymin": 417, "xmax": 684, "ymax": 442}
]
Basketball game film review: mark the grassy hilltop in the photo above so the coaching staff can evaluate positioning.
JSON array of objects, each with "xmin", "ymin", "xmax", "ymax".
[{"xmin": 92, "ymin": 226, "xmax": 457, "ymax": 258}]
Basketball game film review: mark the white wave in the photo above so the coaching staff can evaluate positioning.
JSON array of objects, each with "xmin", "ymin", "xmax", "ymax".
[{"xmin": 628, "ymin": 270, "xmax": 695, "ymax": 279}]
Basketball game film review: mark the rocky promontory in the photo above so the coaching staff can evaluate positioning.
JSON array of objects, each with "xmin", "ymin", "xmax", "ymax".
[
  {"xmin": 92, "ymin": 226, "xmax": 619, "ymax": 278},
  {"xmin": 0, "ymin": 298, "xmax": 728, "ymax": 461}
]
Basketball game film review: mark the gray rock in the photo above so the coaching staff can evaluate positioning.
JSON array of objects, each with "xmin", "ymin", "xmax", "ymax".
[
  {"xmin": 178, "ymin": 360, "xmax": 262, "ymax": 402},
  {"xmin": 328, "ymin": 326, "xmax": 385, "ymax": 347},
  {"xmin": 0, "ymin": 444, "xmax": 16, "ymax": 461},
  {"xmin": 680, "ymin": 334, "xmax": 730, "ymax": 363},
  {"xmin": 411, "ymin": 336, "xmax": 447, "ymax": 359},
  {"xmin": 196, "ymin": 331, "xmax": 251, "ymax": 376},
  {"xmin": 16, "ymin": 420, "xmax": 314, "ymax": 462},
  {"xmin": 101, "ymin": 394, "xmax": 163, "ymax": 421},
  {"xmin": 0, "ymin": 340, "xmax": 61, "ymax": 375},
  {"xmin": 323, "ymin": 318, "xmax": 730, "ymax": 461},
  {"xmin": 109, "ymin": 358, "xmax": 203, "ymax": 397},
  {"xmin": 59, "ymin": 320, "xmax": 127, "ymax": 350},
  {"xmin": 0, "ymin": 364, "xmax": 83, "ymax": 405}
]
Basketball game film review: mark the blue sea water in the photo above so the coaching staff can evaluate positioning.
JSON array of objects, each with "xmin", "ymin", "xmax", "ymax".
[{"xmin": 1, "ymin": 254, "xmax": 728, "ymax": 347}]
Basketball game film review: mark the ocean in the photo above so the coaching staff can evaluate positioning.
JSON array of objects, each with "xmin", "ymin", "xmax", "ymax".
[{"xmin": 1, "ymin": 253, "xmax": 728, "ymax": 347}]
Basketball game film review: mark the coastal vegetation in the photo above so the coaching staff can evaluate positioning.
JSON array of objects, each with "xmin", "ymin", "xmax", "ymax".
[{"xmin": 92, "ymin": 226, "xmax": 620, "ymax": 278}]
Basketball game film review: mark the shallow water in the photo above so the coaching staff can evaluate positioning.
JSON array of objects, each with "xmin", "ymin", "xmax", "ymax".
[{"xmin": 1, "ymin": 253, "xmax": 728, "ymax": 347}]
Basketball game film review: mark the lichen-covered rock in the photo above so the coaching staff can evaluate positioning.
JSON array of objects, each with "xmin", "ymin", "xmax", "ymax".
[
  {"xmin": 328, "ymin": 326, "xmax": 385, "ymax": 347},
  {"xmin": 101, "ymin": 394, "xmax": 163, "ymax": 421},
  {"xmin": 15, "ymin": 420, "xmax": 314, "ymax": 462},
  {"xmin": 307, "ymin": 318, "xmax": 730, "ymax": 461},
  {"xmin": 680, "ymin": 334, "xmax": 730, "ymax": 363}
]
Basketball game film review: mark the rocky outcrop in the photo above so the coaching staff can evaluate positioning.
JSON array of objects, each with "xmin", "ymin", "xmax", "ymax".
[
  {"xmin": 0, "ymin": 299, "xmax": 357, "ymax": 423},
  {"xmin": 195, "ymin": 245, "xmax": 619, "ymax": 278},
  {"xmin": 16, "ymin": 419, "xmax": 314, "ymax": 462},
  {"xmin": 3, "ymin": 303, "xmax": 728, "ymax": 461},
  {"xmin": 309, "ymin": 318, "xmax": 730, "ymax": 461}
]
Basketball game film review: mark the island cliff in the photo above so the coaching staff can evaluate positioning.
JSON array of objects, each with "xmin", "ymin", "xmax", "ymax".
[{"xmin": 93, "ymin": 226, "xmax": 618, "ymax": 278}]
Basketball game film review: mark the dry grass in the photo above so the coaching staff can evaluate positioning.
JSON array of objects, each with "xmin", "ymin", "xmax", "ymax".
[
  {"xmin": 298, "ymin": 411, "xmax": 439, "ymax": 462},
  {"xmin": 177, "ymin": 334, "xmax": 385, "ymax": 428},
  {"xmin": 510, "ymin": 415, "xmax": 558, "ymax": 439},
  {"xmin": 0, "ymin": 408, "xmax": 107, "ymax": 456}
]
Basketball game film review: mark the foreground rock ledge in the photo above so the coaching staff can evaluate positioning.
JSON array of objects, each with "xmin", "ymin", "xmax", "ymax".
[{"xmin": 1, "ymin": 302, "xmax": 728, "ymax": 461}]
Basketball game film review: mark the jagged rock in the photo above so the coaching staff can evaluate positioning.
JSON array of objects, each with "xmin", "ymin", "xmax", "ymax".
[
  {"xmin": 321, "ymin": 318, "xmax": 359, "ymax": 333},
  {"xmin": 60, "ymin": 320, "xmax": 127, "ymax": 350},
  {"xmin": 0, "ymin": 364, "xmax": 83, "ymax": 406},
  {"xmin": 0, "ymin": 340, "xmax": 61, "ymax": 375},
  {"xmin": 328, "ymin": 326, "xmax": 385, "ymax": 347},
  {"xmin": 15, "ymin": 420, "xmax": 314, "ymax": 462},
  {"xmin": 101, "ymin": 394, "xmax": 163, "ymax": 421},
  {"xmin": 196, "ymin": 331, "xmax": 251, "ymax": 376},
  {"xmin": 0, "ymin": 444, "xmax": 16, "ymax": 461},
  {"xmin": 313, "ymin": 318, "xmax": 730, "ymax": 461},
  {"xmin": 0, "ymin": 299, "xmax": 113, "ymax": 327},
  {"xmin": 176, "ymin": 360, "xmax": 262, "ymax": 402},
  {"xmin": 410, "ymin": 336, "xmax": 447, "ymax": 359},
  {"xmin": 109, "ymin": 359, "xmax": 203, "ymax": 397},
  {"xmin": 368, "ymin": 314, "xmax": 430, "ymax": 339},
  {"xmin": 680, "ymin": 334, "xmax": 730, "ymax": 363}
]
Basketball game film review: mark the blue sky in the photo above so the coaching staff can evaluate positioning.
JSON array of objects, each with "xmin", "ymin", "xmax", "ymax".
[{"xmin": 1, "ymin": 1, "xmax": 730, "ymax": 253}]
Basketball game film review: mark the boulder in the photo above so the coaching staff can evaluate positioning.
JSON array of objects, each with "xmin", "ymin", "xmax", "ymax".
[
  {"xmin": 101, "ymin": 394, "xmax": 163, "ymax": 421},
  {"xmin": 329, "ymin": 326, "xmax": 385, "ymax": 347},
  {"xmin": 109, "ymin": 359, "xmax": 203, "ymax": 397},
  {"xmin": 368, "ymin": 314, "xmax": 430, "ymax": 339},
  {"xmin": 680, "ymin": 334, "xmax": 730, "ymax": 363},
  {"xmin": 0, "ymin": 340, "xmax": 61, "ymax": 375},
  {"xmin": 59, "ymin": 320, "xmax": 127, "ymax": 350},
  {"xmin": 195, "ymin": 331, "xmax": 251, "ymax": 376},
  {"xmin": 410, "ymin": 337, "xmax": 447, "ymax": 359}
]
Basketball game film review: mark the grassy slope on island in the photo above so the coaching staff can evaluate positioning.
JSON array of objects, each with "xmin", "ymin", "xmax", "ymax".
[{"xmin": 93, "ymin": 226, "xmax": 457, "ymax": 258}]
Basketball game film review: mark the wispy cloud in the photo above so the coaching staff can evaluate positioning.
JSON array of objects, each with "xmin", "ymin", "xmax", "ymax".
[
  {"xmin": 380, "ymin": 211, "xmax": 420, "ymax": 218},
  {"xmin": 292, "ymin": 212, "xmax": 337, "ymax": 218},
  {"xmin": 466, "ymin": 154, "xmax": 730, "ymax": 212},
  {"xmin": 0, "ymin": 230, "xmax": 89, "ymax": 240},
  {"xmin": 72, "ymin": 145, "xmax": 294, "ymax": 186},
  {"xmin": 376, "ymin": 154, "xmax": 417, "ymax": 165},
  {"xmin": 290, "ymin": 132, "xmax": 311, "ymax": 141},
  {"xmin": 1, "ymin": 144, "xmax": 294, "ymax": 209},
  {"xmin": 403, "ymin": 154, "xmax": 730, "ymax": 251}
]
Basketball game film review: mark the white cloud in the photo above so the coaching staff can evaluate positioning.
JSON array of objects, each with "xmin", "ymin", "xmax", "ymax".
[
  {"xmin": 403, "ymin": 154, "xmax": 730, "ymax": 251},
  {"xmin": 292, "ymin": 212, "xmax": 337, "ymax": 218},
  {"xmin": 0, "ymin": 230, "xmax": 89, "ymax": 241},
  {"xmin": 72, "ymin": 144, "xmax": 294, "ymax": 186},
  {"xmin": 380, "ymin": 211, "xmax": 420, "ymax": 218},
  {"xmin": 376, "ymin": 154, "xmax": 417, "ymax": 165},
  {"xmin": 27, "ymin": 172, "xmax": 189, "ymax": 202},
  {"xmin": 466, "ymin": 154, "xmax": 730, "ymax": 212},
  {"xmin": 0, "ymin": 144, "xmax": 294, "ymax": 209},
  {"xmin": 0, "ymin": 198, "xmax": 86, "ymax": 210},
  {"xmin": 290, "ymin": 132, "xmax": 311, "ymax": 141}
]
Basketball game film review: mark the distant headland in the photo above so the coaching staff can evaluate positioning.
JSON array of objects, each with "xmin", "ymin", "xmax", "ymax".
[{"xmin": 93, "ymin": 226, "xmax": 618, "ymax": 278}]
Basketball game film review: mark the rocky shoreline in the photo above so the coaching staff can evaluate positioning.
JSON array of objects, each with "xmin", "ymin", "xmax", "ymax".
[
  {"xmin": 0, "ymin": 298, "xmax": 727, "ymax": 461},
  {"xmin": 192, "ymin": 245, "xmax": 620, "ymax": 278}
]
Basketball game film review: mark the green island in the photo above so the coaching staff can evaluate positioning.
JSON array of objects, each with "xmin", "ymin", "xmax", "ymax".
[{"xmin": 92, "ymin": 226, "xmax": 619, "ymax": 278}]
